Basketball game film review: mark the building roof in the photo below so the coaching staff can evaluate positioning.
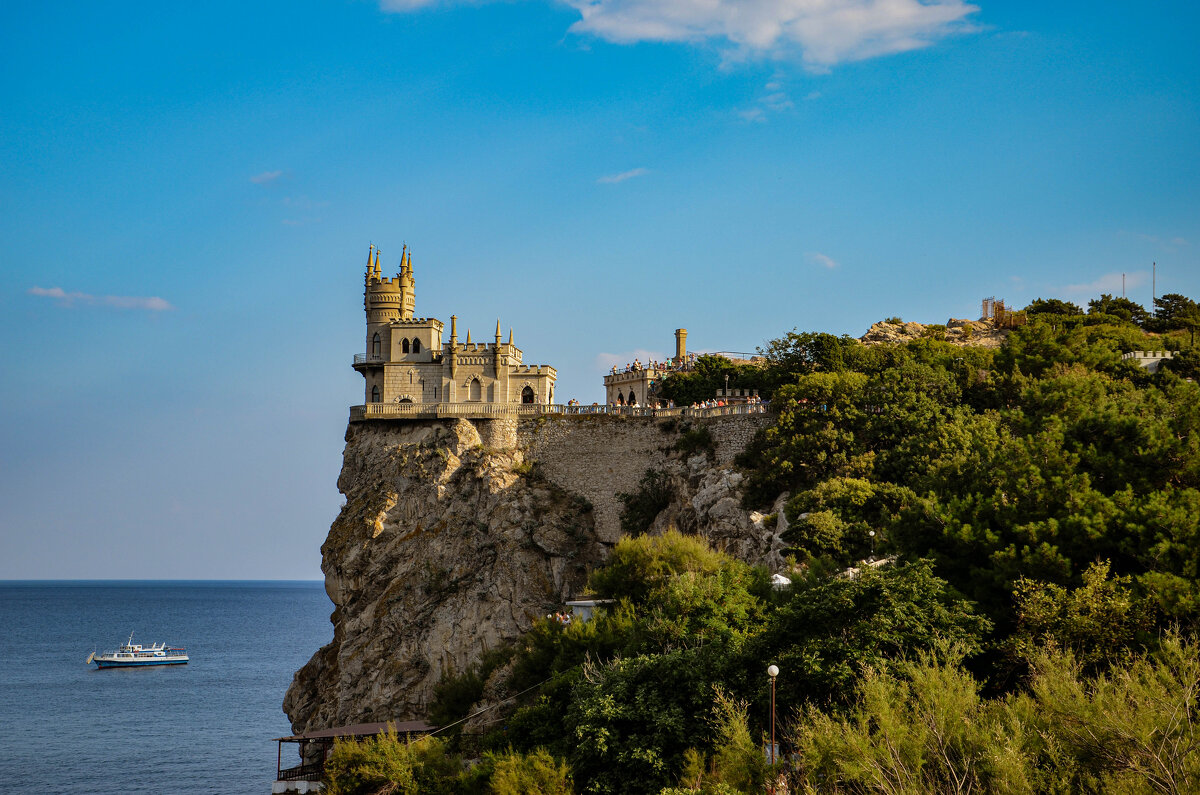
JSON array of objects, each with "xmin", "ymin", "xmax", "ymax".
[{"xmin": 274, "ymin": 720, "xmax": 435, "ymax": 742}]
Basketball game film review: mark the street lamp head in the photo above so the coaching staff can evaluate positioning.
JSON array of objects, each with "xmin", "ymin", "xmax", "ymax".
[{"xmin": 767, "ymin": 664, "xmax": 779, "ymax": 678}]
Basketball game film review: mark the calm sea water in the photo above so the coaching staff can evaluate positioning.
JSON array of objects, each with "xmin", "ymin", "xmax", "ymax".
[{"xmin": 0, "ymin": 581, "xmax": 333, "ymax": 794}]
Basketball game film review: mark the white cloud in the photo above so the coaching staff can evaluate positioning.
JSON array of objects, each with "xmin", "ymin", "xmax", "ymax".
[
  {"xmin": 806, "ymin": 251, "xmax": 840, "ymax": 269},
  {"xmin": 378, "ymin": 1, "xmax": 980, "ymax": 67},
  {"xmin": 28, "ymin": 286, "xmax": 174, "ymax": 311},
  {"xmin": 804, "ymin": 90, "xmax": 822, "ymax": 100},
  {"xmin": 563, "ymin": 0, "xmax": 979, "ymax": 66},
  {"xmin": 1059, "ymin": 271, "xmax": 1147, "ymax": 296},
  {"xmin": 250, "ymin": 170, "xmax": 283, "ymax": 184},
  {"xmin": 738, "ymin": 107, "xmax": 766, "ymax": 122},
  {"xmin": 597, "ymin": 167, "xmax": 649, "ymax": 184}
]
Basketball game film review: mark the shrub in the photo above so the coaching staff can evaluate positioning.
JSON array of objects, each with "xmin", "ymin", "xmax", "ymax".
[{"xmin": 618, "ymin": 469, "xmax": 674, "ymax": 536}]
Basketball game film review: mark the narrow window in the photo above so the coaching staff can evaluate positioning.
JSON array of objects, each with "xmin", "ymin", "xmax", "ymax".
[
  {"xmin": 469, "ymin": 378, "xmax": 482, "ymax": 401},
  {"xmin": 413, "ymin": 338, "xmax": 421, "ymax": 354},
  {"xmin": 372, "ymin": 333, "xmax": 381, "ymax": 357},
  {"xmin": 617, "ymin": 392, "xmax": 625, "ymax": 405},
  {"xmin": 370, "ymin": 385, "xmax": 380, "ymax": 403},
  {"xmin": 402, "ymin": 339, "xmax": 410, "ymax": 354},
  {"xmin": 522, "ymin": 386, "xmax": 535, "ymax": 404}
]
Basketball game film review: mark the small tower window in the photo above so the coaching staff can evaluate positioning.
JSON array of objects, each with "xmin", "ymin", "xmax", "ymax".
[
  {"xmin": 469, "ymin": 378, "xmax": 482, "ymax": 401},
  {"xmin": 402, "ymin": 339, "xmax": 410, "ymax": 354},
  {"xmin": 413, "ymin": 338, "xmax": 421, "ymax": 354},
  {"xmin": 370, "ymin": 385, "xmax": 380, "ymax": 403},
  {"xmin": 617, "ymin": 392, "xmax": 625, "ymax": 405},
  {"xmin": 522, "ymin": 386, "xmax": 535, "ymax": 404},
  {"xmin": 372, "ymin": 333, "xmax": 381, "ymax": 357}
]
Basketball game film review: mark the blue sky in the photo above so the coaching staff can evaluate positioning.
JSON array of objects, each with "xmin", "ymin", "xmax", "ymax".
[{"xmin": 1, "ymin": 0, "xmax": 1197, "ymax": 579}]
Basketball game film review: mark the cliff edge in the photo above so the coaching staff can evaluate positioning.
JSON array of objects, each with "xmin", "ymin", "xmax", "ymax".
[{"xmin": 283, "ymin": 413, "xmax": 783, "ymax": 734}]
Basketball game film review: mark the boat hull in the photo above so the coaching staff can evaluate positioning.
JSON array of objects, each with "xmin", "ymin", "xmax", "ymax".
[{"xmin": 94, "ymin": 657, "xmax": 188, "ymax": 668}]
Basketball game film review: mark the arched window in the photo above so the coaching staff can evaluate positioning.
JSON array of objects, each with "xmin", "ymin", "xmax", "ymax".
[
  {"xmin": 617, "ymin": 392, "xmax": 625, "ymax": 405},
  {"xmin": 372, "ymin": 333, "xmax": 381, "ymax": 357},
  {"xmin": 402, "ymin": 338, "xmax": 410, "ymax": 354},
  {"xmin": 628, "ymin": 389, "xmax": 637, "ymax": 405},
  {"xmin": 522, "ymin": 386, "xmax": 535, "ymax": 404},
  {"xmin": 399, "ymin": 397, "xmax": 413, "ymax": 404},
  {"xmin": 413, "ymin": 338, "xmax": 421, "ymax": 353},
  {"xmin": 370, "ymin": 385, "xmax": 380, "ymax": 403},
  {"xmin": 469, "ymin": 378, "xmax": 482, "ymax": 401}
]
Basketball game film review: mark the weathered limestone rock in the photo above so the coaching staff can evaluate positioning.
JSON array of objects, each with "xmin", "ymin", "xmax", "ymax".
[
  {"xmin": 283, "ymin": 419, "xmax": 605, "ymax": 733},
  {"xmin": 860, "ymin": 317, "xmax": 1009, "ymax": 348}
]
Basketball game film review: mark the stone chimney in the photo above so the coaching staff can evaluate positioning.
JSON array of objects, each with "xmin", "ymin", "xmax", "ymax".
[{"xmin": 675, "ymin": 328, "xmax": 687, "ymax": 361}]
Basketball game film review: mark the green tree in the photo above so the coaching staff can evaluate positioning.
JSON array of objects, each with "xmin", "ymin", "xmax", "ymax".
[
  {"xmin": 1152, "ymin": 293, "xmax": 1199, "ymax": 329},
  {"xmin": 1026, "ymin": 297, "xmax": 1084, "ymax": 316},
  {"xmin": 1088, "ymin": 293, "xmax": 1150, "ymax": 326},
  {"xmin": 739, "ymin": 561, "xmax": 990, "ymax": 709},
  {"xmin": 1008, "ymin": 560, "xmax": 1153, "ymax": 672}
]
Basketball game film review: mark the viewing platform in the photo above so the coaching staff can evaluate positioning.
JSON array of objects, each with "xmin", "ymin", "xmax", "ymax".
[{"xmin": 349, "ymin": 401, "xmax": 773, "ymax": 423}]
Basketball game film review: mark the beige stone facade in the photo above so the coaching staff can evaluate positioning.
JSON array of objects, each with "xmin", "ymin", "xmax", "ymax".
[
  {"xmin": 353, "ymin": 245, "xmax": 556, "ymax": 406},
  {"xmin": 603, "ymin": 328, "xmax": 691, "ymax": 406}
]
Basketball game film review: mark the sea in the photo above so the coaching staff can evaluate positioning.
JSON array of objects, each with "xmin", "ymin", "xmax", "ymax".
[{"xmin": 0, "ymin": 581, "xmax": 334, "ymax": 794}]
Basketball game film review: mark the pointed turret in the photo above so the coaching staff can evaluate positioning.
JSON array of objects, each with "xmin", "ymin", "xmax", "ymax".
[
  {"xmin": 398, "ymin": 245, "xmax": 415, "ymax": 319},
  {"xmin": 366, "ymin": 244, "xmax": 375, "ymax": 280},
  {"xmin": 373, "ymin": 248, "xmax": 381, "ymax": 279},
  {"xmin": 495, "ymin": 319, "xmax": 502, "ymax": 342},
  {"xmin": 466, "ymin": 328, "xmax": 473, "ymax": 345},
  {"xmin": 508, "ymin": 328, "xmax": 513, "ymax": 345}
]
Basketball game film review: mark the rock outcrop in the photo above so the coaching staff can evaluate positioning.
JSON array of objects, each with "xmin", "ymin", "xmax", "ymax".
[
  {"xmin": 283, "ymin": 419, "xmax": 606, "ymax": 733},
  {"xmin": 283, "ymin": 413, "xmax": 784, "ymax": 734},
  {"xmin": 860, "ymin": 317, "xmax": 1009, "ymax": 348}
]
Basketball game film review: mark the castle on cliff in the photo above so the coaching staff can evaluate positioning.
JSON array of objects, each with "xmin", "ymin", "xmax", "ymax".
[{"xmin": 353, "ymin": 244, "xmax": 557, "ymax": 405}]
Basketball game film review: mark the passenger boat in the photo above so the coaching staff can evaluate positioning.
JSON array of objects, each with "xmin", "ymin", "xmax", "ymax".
[{"xmin": 87, "ymin": 633, "xmax": 188, "ymax": 668}]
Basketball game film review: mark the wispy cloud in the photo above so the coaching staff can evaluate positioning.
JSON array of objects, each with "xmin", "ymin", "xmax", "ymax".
[
  {"xmin": 806, "ymin": 251, "xmax": 839, "ymax": 270},
  {"xmin": 739, "ymin": 75, "xmax": 795, "ymax": 122},
  {"xmin": 1059, "ymin": 271, "xmax": 1147, "ymax": 296},
  {"xmin": 597, "ymin": 167, "xmax": 649, "ymax": 184},
  {"xmin": 380, "ymin": 0, "xmax": 980, "ymax": 68},
  {"xmin": 28, "ymin": 286, "xmax": 174, "ymax": 311},
  {"xmin": 1134, "ymin": 232, "xmax": 1189, "ymax": 250},
  {"xmin": 250, "ymin": 170, "xmax": 284, "ymax": 185}
]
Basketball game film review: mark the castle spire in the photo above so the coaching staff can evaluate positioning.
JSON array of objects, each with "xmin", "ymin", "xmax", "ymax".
[
  {"xmin": 373, "ymin": 248, "xmax": 381, "ymax": 278},
  {"xmin": 399, "ymin": 243, "xmax": 408, "ymax": 274},
  {"xmin": 466, "ymin": 328, "xmax": 472, "ymax": 345},
  {"xmin": 366, "ymin": 244, "xmax": 375, "ymax": 279},
  {"xmin": 508, "ymin": 327, "xmax": 513, "ymax": 345},
  {"xmin": 495, "ymin": 319, "xmax": 501, "ymax": 342}
]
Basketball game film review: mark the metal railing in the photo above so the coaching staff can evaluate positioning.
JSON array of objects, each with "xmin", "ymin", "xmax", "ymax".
[
  {"xmin": 350, "ymin": 402, "xmax": 773, "ymax": 422},
  {"xmin": 353, "ymin": 353, "xmax": 385, "ymax": 366},
  {"xmin": 277, "ymin": 762, "xmax": 324, "ymax": 782}
]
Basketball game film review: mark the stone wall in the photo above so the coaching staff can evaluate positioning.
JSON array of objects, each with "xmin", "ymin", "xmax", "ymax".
[{"xmin": 516, "ymin": 412, "xmax": 774, "ymax": 543}]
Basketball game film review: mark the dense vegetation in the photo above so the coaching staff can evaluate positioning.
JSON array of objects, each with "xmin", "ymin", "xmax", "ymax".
[{"xmin": 326, "ymin": 294, "xmax": 1200, "ymax": 794}]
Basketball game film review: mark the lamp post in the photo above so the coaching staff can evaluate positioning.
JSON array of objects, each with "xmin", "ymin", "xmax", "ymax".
[{"xmin": 767, "ymin": 664, "xmax": 779, "ymax": 793}]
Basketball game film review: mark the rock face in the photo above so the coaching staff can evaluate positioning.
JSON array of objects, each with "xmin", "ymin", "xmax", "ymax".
[
  {"xmin": 283, "ymin": 419, "xmax": 606, "ymax": 733},
  {"xmin": 283, "ymin": 413, "xmax": 784, "ymax": 734},
  {"xmin": 860, "ymin": 317, "xmax": 1009, "ymax": 348}
]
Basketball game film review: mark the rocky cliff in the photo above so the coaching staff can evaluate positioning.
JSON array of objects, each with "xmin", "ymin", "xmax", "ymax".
[{"xmin": 283, "ymin": 413, "xmax": 782, "ymax": 734}]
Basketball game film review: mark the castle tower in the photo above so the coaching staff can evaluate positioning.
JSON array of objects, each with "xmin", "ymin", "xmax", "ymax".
[
  {"xmin": 399, "ymin": 246, "xmax": 415, "ymax": 320},
  {"xmin": 352, "ymin": 241, "xmax": 554, "ymax": 409}
]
